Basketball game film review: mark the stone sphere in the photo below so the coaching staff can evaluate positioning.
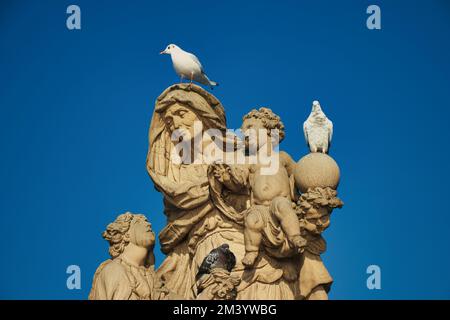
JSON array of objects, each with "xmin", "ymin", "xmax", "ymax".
[{"xmin": 294, "ymin": 153, "xmax": 340, "ymax": 193}]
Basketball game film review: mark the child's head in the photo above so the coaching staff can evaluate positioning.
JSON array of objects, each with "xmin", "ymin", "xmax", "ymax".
[{"xmin": 241, "ymin": 107, "xmax": 285, "ymax": 150}]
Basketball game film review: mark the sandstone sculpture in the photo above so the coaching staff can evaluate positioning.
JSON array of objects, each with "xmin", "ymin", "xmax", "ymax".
[
  {"xmin": 89, "ymin": 212, "xmax": 175, "ymax": 300},
  {"xmin": 90, "ymin": 84, "xmax": 344, "ymax": 300},
  {"xmin": 220, "ymin": 108, "xmax": 307, "ymax": 267}
]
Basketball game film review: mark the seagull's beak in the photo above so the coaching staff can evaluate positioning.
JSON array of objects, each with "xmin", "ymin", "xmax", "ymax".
[{"xmin": 160, "ymin": 50, "xmax": 167, "ymax": 55}]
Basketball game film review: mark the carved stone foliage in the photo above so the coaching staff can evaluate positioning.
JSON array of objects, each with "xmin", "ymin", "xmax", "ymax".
[{"xmin": 197, "ymin": 268, "xmax": 241, "ymax": 300}]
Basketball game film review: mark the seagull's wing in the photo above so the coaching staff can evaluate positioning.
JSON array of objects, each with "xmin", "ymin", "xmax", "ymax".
[{"xmin": 188, "ymin": 53, "xmax": 204, "ymax": 72}]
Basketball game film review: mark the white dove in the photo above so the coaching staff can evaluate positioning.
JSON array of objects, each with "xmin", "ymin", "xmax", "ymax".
[
  {"xmin": 303, "ymin": 100, "xmax": 333, "ymax": 154},
  {"xmin": 160, "ymin": 44, "xmax": 219, "ymax": 89}
]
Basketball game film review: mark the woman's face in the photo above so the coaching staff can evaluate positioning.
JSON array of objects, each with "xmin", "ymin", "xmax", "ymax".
[{"xmin": 163, "ymin": 104, "xmax": 200, "ymax": 139}]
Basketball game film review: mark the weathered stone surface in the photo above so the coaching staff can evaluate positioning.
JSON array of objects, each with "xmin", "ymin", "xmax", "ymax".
[
  {"xmin": 90, "ymin": 84, "xmax": 344, "ymax": 300},
  {"xmin": 294, "ymin": 153, "xmax": 340, "ymax": 193},
  {"xmin": 89, "ymin": 212, "xmax": 179, "ymax": 300}
]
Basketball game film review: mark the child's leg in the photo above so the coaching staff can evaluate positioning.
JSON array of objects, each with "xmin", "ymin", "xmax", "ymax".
[
  {"xmin": 242, "ymin": 209, "xmax": 264, "ymax": 267},
  {"xmin": 271, "ymin": 197, "xmax": 307, "ymax": 250}
]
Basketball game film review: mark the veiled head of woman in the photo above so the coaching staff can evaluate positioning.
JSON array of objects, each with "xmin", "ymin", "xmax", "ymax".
[
  {"xmin": 148, "ymin": 85, "xmax": 227, "ymax": 175},
  {"xmin": 154, "ymin": 85, "xmax": 226, "ymax": 142}
]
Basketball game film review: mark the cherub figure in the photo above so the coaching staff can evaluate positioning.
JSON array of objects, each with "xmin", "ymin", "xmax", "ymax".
[{"xmin": 214, "ymin": 108, "xmax": 307, "ymax": 267}]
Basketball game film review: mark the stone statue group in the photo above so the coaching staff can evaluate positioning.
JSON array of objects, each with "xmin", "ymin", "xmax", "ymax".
[{"xmin": 89, "ymin": 84, "xmax": 343, "ymax": 300}]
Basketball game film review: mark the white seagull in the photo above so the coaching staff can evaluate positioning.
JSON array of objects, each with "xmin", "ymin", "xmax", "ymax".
[
  {"xmin": 160, "ymin": 44, "xmax": 219, "ymax": 89},
  {"xmin": 303, "ymin": 100, "xmax": 333, "ymax": 154}
]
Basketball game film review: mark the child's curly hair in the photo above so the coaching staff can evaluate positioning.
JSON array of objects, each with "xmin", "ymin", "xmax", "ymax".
[{"xmin": 242, "ymin": 107, "xmax": 285, "ymax": 143}]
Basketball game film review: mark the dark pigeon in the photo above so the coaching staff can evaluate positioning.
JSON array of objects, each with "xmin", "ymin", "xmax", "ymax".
[{"xmin": 196, "ymin": 243, "xmax": 236, "ymax": 280}]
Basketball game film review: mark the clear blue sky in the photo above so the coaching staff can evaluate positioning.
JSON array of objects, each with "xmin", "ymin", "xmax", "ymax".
[{"xmin": 1, "ymin": 0, "xmax": 449, "ymax": 299}]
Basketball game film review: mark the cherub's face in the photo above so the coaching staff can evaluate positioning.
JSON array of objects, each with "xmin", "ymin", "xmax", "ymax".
[
  {"xmin": 241, "ymin": 118, "xmax": 268, "ymax": 151},
  {"xmin": 305, "ymin": 208, "xmax": 331, "ymax": 232},
  {"xmin": 163, "ymin": 104, "xmax": 199, "ymax": 139},
  {"xmin": 128, "ymin": 215, "xmax": 155, "ymax": 249}
]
